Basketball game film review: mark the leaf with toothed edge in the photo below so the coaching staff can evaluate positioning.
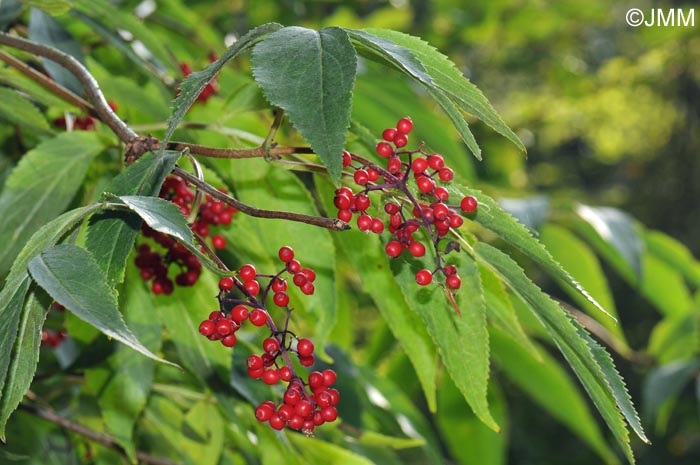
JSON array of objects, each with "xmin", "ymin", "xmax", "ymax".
[
  {"xmin": 452, "ymin": 184, "xmax": 615, "ymax": 324},
  {"xmin": 252, "ymin": 26, "xmax": 357, "ymax": 184},
  {"xmin": 162, "ymin": 23, "xmax": 282, "ymax": 150},
  {"xmin": 475, "ymin": 242, "xmax": 645, "ymax": 464}
]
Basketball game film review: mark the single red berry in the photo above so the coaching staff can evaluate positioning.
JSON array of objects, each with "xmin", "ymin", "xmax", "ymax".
[
  {"xmin": 417, "ymin": 176, "xmax": 435, "ymax": 194},
  {"xmin": 427, "ymin": 154, "xmax": 445, "ymax": 170},
  {"xmin": 450, "ymin": 214, "xmax": 464, "ymax": 228},
  {"xmin": 269, "ymin": 414, "xmax": 286, "ymax": 430},
  {"xmin": 297, "ymin": 338, "xmax": 314, "ymax": 356},
  {"xmin": 393, "ymin": 133, "xmax": 408, "ymax": 148},
  {"xmin": 231, "ymin": 305, "xmax": 249, "ymax": 323},
  {"xmin": 293, "ymin": 273, "xmax": 307, "ymax": 287},
  {"xmin": 218, "ymin": 277, "xmax": 234, "ymax": 291},
  {"xmin": 367, "ymin": 168, "xmax": 380, "ymax": 182},
  {"xmin": 301, "ymin": 268, "xmax": 316, "ymax": 282},
  {"xmin": 209, "ymin": 311, "xmax": 222, "ymax": 321},
  {"xmin": 247, "ymin": 354, "xmax": 264, "ymax": 370},
  {"xmin": 415, "ymin": 269, "xmax": 433, "ymax": 286},
  {"xmin": 255, "ymin": 404, "xmax": 274, "ymax": 422},
  {"xmin": 299, "ymin": 354, "xmax": 315, "ymax": 367},
  {"xmin": 221, "ymin": 334, "xmax": 237, "ymax": 347},
  {"xmin": 244, "ymin": 279, "xmax": 260, "ymax": 296},
  {"xmin": 273, "ymin": 292, "xmax": 290, "ymax": 307},
  {"xmin": 216, "ymin": 319, "xmax": 234, "ymax": 336},
  {"xmin": 337, "ymin": 209, "xmax": 353, "ymax": 223},
  {"xmin": 278, "ymin": 366, "xmax": 293, "ymax": 381},
  {"xmin": 411, "ymin": 157, "xmax": 428, "ymax": 174},
  {"xmin": 385, "ymin": 240, "xmax": 403, "ymax": 258},
  {"xmin": 249, "ymin": 309, "xmax": 267, "ymax": 326},
  {"xmin": 354, "ymin": 169, "xmax": 369, "ymax": 186},
  {"xmin": 287, "ymin": 259, "xmax": 302, "ymax": 273},
  {"xmin": 278, "ymin": 404, "xmax": 295, "ymax": 421},
  {"xmin": 211, "ymin": 235, "xmax": 226, "ymax": 249},
  {"xmin": 376, "ymin": 141, "xmax": 394, "ymax": 157},
  {"xmin": 396, "ymin": 117, "xmax": 413, "ymax": 134},
  {"xmin": 308, "ymin": 371, "xmax": 324, "ymax": 388},
  {"xmin": 321, "ymin": 406, "xmax": 338, "ymax": 422},
  {"xmin": 334, "ymin": 193, "xmax": 352, "ymax": 210},
  {"xmin": 354, "ymin": 194, "xmax": 370, "ymax": 211},
  {"xmin": 284, "ymin": 388, "xmax": 302, "ymax": 406},
  {"xmin": 460, "ymin": 195, "xmax": 478, "ymax": 213},
  {"xmin": 263, "ymin": 337, "xmax": 280, "ymax": 354},
  {"xmin": 370, "ymin": 218, "xmax": 384, "ymax": 234},
  {"xmin": 301, "ymin": 282, "xmax": 315, "ymax": 295},
  {"xmin": 322, "ymin": 369, "xmax": 337, "ymax": 386},
  {"xmin": 272, "ymin": 278, "xmax": 288, "ymax": 292},
  {"xmin": 446, "ymin": 274, "xmax": 462, "ymax": 290},
  {"xmin": 295, "ymin": 400, "xmax": 313, "ymax": 417},
  {"xmin": 239, "ymin": 264, "xmax": 256, "ymax": 282},
  {"xmin": 409, "ymin": 241, "xmax": 426, "ymax": 257},
  {"xmin": 278, "ymin": 246, "xmax": 295, "ymax": 263},
  {"xmin": 384, "ymin": 202, "xmax": 400, "ymax": 215},
  {"xmin": 357, "ymin": 214, "xmax": 372, "ymax": 232},
  {"xmin": 262, "ymin": 369, "xmax": 280, "ymax": 385},
  {"xmin": 342, "ymin": 150, "xmax": 352, "ymax": 167},
  {"xmin": 288, "ymin": 415, "xmax": 304, "ymax": 430},
  {"xmin": 444, "ymin": 265, "xmax": 457, "ymax": 275},
  {"xmin": 433, "ymin": 203, "xmax": 450, "ymax": 220},
  {"xmin": 313, "ymin": 411, "xmax": 325, "ymax": 426},
  {"xmin": 387, "ymin": 156, "xmax": 402, "ymax": 173},
  {"xmin": 439, "ymin": 167, "xmax": 454, "ymax": 182},
  {"xmin": 247, "ymin": 367, "xmax": 264, "ymax": 379},
  {"xmin": 327, "ymin": 388, "xmax": 340, "ymax": 405},
  {"xmin": 382, "ymin": 128, "xmax": 397, "ymax": 141},
  {"xmin": 434, "ymin": 187, "xmax": 449, "ymax": 202},
  {"xmin": 199, "ymin": 320, "xmax": 215, "ymax": 336}
]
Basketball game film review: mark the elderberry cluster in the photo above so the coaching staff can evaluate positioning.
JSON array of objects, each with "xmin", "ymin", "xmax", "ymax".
[
  {"xmin": 134, "ymin": 175, "xmax": 236, "ymax": 294},
  {"xmin": 336, "ymin": 117, "xmax": 479, "ymax": 291},
  {"xmin": 197, "ymin": 246, "xmax": 339, "ymax": 433}
]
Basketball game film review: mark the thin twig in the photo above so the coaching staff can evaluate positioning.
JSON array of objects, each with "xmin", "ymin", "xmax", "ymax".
[
  {"xmin": 18, "ymin": 403, "xmax": 180, "ymax": 465},
  {"xmin": 0, "ymin": 32, "xmax": 137, "ymax": 142},
  {"xmin": 0, "ymin": 49, "xmax": 94, "ymax": 114},
  {"xmin": 173, "ymin": 166, "xmax": 349, "ymax": 231},
  {"xmin": 166, "ymin": 142, "xmax": 314, "ymax": 159}
]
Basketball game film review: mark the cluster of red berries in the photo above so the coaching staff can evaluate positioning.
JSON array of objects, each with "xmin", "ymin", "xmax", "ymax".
[
  {"xmin": 135, "ymin": 175, "xmax": 235, "ymax": 294},
  {"xmin": 336, "ymin": 117, "xmax": 479, "ymax": 291},
  {"xmin": 179, "ymin": 55, "xmax": 219, "ymax": 104},
  {"xmin": 254, "ymin": 366, "xmax": 340, "ymax": 433},
  {"xmin": 41, "ymin": 302, "xmax": 67, "ymax": 348}
]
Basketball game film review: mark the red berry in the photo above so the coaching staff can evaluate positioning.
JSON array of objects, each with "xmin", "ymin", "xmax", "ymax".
[
  {"xmin": 387, "ymin": 156, "xmax": 402, "ymax": 173},
  {"xmin": 434, "ymin": 187, "xmax": 449, "ymax": 202},
  {"xmin": 263, "ymin": 337, "xmax": 280, "ymax": 354},
  {"xmin": 295, "ymin": 400, "xmax": 313, "ymax": 417},
  {"xmin": 239, "ymin": 264, "xmax": 256, "ymax": 282},
  {"xmin": 272, "ymin": 278, "xmax": 288, "ymax": 292},
  {"xmin": 231, "ymin": 305, "xmax": 249, "ymax": 323},
  {"xmin": 221, "ymin": 334, "xmax": 237, "ymax": 347},
  {"xmin": 396, "ymin": 117, "xmax": 413, "ymax": 134},
  {"xmin": 376, "ymin": 141, "xmax": 394, "ymax": 157},
  {"xmin": 288, "ymin": 415, "xmax": 304, "ymax": 430},
  {"xmin": 409, "ymin": 241, "xmax": 426, "ymax": 257},
  {"xmin": 199, "ymin": 320, "xmax": 215, "ymax": 336},
  {"xmin": 384, "ymin": 202, "xmax": 400, "ymax": 215},
  {"xmin": 334, "ymin": 193, "xmax": 352, "ymax": 210},
  {"xmin": 367, "ymin": 168, "xmax": 380, "ymax": 182},
  {"xmin": 211, "ymin": 235, "xmax": 226, "ymax": 249},
  {"xmin": 262, "ymin": 369, "xmax": 280, "ymax": 385},
  {"xmin": 293, "ymin": 273, "xmax": 307, "ymax": 287},
  {"xmin": 249, "ymin": 309, "xmax": 267, "ymax": 326},
  {"xmin": 446, "ymin": 274, "xmax": 462, "ymax": 290},
  {"xmin": 433, "ymin": 203, "xmax": 450, "ymax": 220},
  {"xmin": 444, "ymin": 265, "xmax": 457, "ymax": 275},
  {"xmin": 244, "ymin": 279, "xmax": 260, "ymax": 296},
  {"xmin": 209, "ymin": 311, "xmax": 222, "ymax": 321},
  {"xmin": 278, "ymin": 246, "xmax": 295, "ymax": 263},
  {"xmin": 247, "ymin": 367, "xmax": 264, "ymax": 379},
  {"xmin": 269, "ymin": 414, "xmax": 286, "ymax": 430},
  {"xmin": 321, "ymin": 406, "xmax": 338, "ymax": 422},
  {"xmin": 411, "ymin": 157, "xmax": 428, "ymax": 174},
  {"xmin": 247, "ymin": 355, "xmax": 264, "ymax": 370},
  {"xmin": 219, "ymin": 277, "xmax": 234, "ymax": 291},
  {"xmin": 460, "ymin": 195, "xmax": 478, "ymax": 213},
  {"xmin": 354, "ymin": 169, "xmax": 369, "ymax": 185},
  {"xmin": 385, "ymin": 240, "xmax": 403, "ymax": 258},
  {"xmin": 450, "ymin": 214, "xmax": 464, "ymax": 228},
  {"xmin": 255, "ymin": 404, "xmax": 274, "ymax": 421},
  {"xmin": 357, "ymin": 214, "xmax": 372, "ymax": 232},
  {"xmin": 297, "ymin": 338, "xmax": 314, "ymax": 356},
  {"xmin": 370, "ymin": 218, "xmax": 384, "ymax": 234},
  {"xmin": 342, "ymin": 150, "xmax": 352, "ymax": 167},
  {"xmin": 337, "ymin": 209, "xmax": 353, "ymax": 222},
  {"xmin": 427, "ymin": 154, "xmax": 445, "ymax": 170},
  {"xmin": 308, "ymin": 371, "xmax": 324, "ymax": 388},
  {"xmin": 287, "ymin": 259, "xmax": 302, "ymax": 273},
  {"xmin": 301, "ymin": 268, "xmax": 316, "ymax": 282},
  {"xmin": 439, "ymin": 167, "xmax": 454, "ymax": 182},
  {"xmin": 301, "ymin": 282, "xmax": 315, "ymax": 295},
  {"xmin": 354, "ymin": 194, "xmax": 370, "ymax": 211},
  {"xmin": 393, "ymin": 133, "xmax": 408, "ymax": 148},
  {"xmin": 273, "ymin": 292, "xmax": 290, "ymax": 307},
  {"xmin": 299, "ymin": 354, "xmax": 315, "ymax": 367},
  {"xmin": 322, "ymin": 369, "xmax": 337, "ymax": 386},
  {"xmin": 382, "ymin": 128, "xmax": 397, "ymax": 141},
  {"xmin": 279, "ymin": 366, "xmax": 292, "ymax": 381},
  {"xmin": 216, "ymin": 319, "xmax": 234, "ymax": 336},
  {"xmin": 415, "ymin": 269, "xmax": 433, "ymax": 286},
  {"xmin": 417, "ymin": 176, "xmax": 435, "ymax": 194}
]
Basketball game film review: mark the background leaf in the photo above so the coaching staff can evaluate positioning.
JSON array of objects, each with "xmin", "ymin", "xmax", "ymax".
[
  {"xmin": 252, "ymin": 26, "xmax": 356, "ymax": 183},
  {"xmin": 0, "ymin": 87, "xmax": 52, "ymax": 134}
]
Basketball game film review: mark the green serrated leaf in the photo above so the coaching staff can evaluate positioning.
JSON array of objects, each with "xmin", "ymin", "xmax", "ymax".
[
  {"xmin": 0, "ymin": 131, "xmax": 106, "ymax": 275},
  {"xmin": 85, "ymin": 150, "xmax": 181, "ymax": 286},
  {"xmin": 252, "ymin": 27, "xmax": 356, "ymax": 183},
  {"xmin": 163, "ymin": 22, "xmax": 282, "ymax": 149},
  {"xmin": 392, "ymin": 252, "xmax": 496, "ymax": 431},
  {"xmin": 28, "ymin": 244, "xmax": 174, "ymax": 366},
  {"xmin": 0, "ymin": 87, "xmax": 52, "ymax": 134},
  {"xmin": 0, "ymin": 292, "xmax": 46, "ymax": 441},
  {"xmin": 0, "ymin": 276, "xmax": 32, "ymax": 410},
  {"xmin": 114, "ymin": 195, "xmax": 193, "ymax": 245},
  {"xmin": 454, "ymin": 185, "xmax": 614, "ymax": 323},
  {"xmin": 21, "ymin": 0, "xmax": 72, "ymax": 16},
  {"xmin": 475, "ymin": 241, "xmax": 644, "ymax": 463},
  {"xmin": 364, "ymin": 28, "xmax": 525, "ymax": 154},
  {"xmin": 491, "ymin": 328, "xmax": 619, "ymax": 464},
  {"xmin": 290, "ymin": 435, "xmax": 376, "ymax": 465},
  {"xmin": 28, "ymin": 8, "xmax": 85, "ymax": 94},
  {"xmin": 426, "ymin": 86, "xmax": 482, "ymax": 160}
]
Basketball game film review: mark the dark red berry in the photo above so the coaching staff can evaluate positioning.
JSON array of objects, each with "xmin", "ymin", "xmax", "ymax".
[
  {"xmin": 287, "ymin": 259, "xmax": 302, "ymax": 273},
  {"xmin": 382, "ymin": 128, "xmax": 397, "ymax": 141},
  {"xmin": 438, "ymin": 167, "xmax": 454, "ymax": 182},
  {"xmin": 412, "ymin": 157, "xmax": 428, "ymax": 174},
  {"xmin": 415, "ymin": 269, "xmax": 433, "ymax": 286},
  {"xmin": 299, "ymin": 354, "xmax": 315, "ymax": 367},
  {"xmin": 263, "ymin": 337, "xmax": 280, "ymax": 354},
  {"xmin": 231, "ymin": 305, "xmax": 249, "ymax": 323},
  {"xmin": 248, "ymin": 354, "xmax": 264, "ymax": 370},
  {"xmin": 460, "ymin": 195, "xmax": 478, "ymax": 213},
  {"xmin": 354, "ymin": 169, "xmax": 369, "ymax": 185},
  {"xmin": 337, "ymin": 209, "xmax": 353, "ymax": 222},
  {"xmin": 370, "ymin": 218, "xmax": 384, "ymax": 234},
  {"xmin": 219, "ymin": 277, "xmax": 234, "ymax": 291},
  {"xmin": 321, "ymin": 406, "xmax": 338, "ymax": 422},
  {"xmin": 434, "ymin": 187, "xmax": 449, "ymax": 202},
  {"xmin": 393, "ymin": 133, "xmax": 408, "ymax": 148},
  {"xmin": 269, "ymin": 414, "xmax": 286, "ymax": 430},
  {"xmin": 256, "ymin": 404, "xmax": 274, "ymax": 421},
  {"xmin": 385, "ymin": 240, "xmax": 403, "ymax": 258},
  {"xmin": 342, "ymin": 150, "xmax": 352, "ymax": 167},
  {"xmin": 409, "ymin": 241, "xmax": 426, "ymax": 257},
  {"xmin": 376, "ymin": 142, "xmax": 394, "ymax": 157},
  {"xmin": 239, "ymin": 264, "xmax": 256, "ymax": 282},
  {"xmin": 273, "ymin": 292, "xmax": 290, "ymax": 307},
  {"xmin": 221, "ymin": 334, "xmax": 237, "ymax": 347},
  {"xmin": 279, "ymin": 366, "xmax": 292, "ymax": 381},
  {"xmin": 272, "ymin": 278, "xmax": 288, "ymax": 292},
  {"xmin": 249, "ymin": 309, "xmax": 267, "ymax": 326},
  {"xmin": 322, "ymin": 369, "xmax": 337, "ymax": 386},
  {"xmin": 384, "ymin": 202, "xmax": 400, "ymax": 215},
  {"xmin": 446, "ymin": 274, "xmax": 462, "ymax": 290},
  {"xmin": 387, "ymin": 156, "xmax": 402, "ymax": 173},
  {"xmin": 199, "ymin": 320, "xmax": 215, "ymax": 336},
  {"xmin": 297, "ymin": 338, "xmax": 314, "ymax": 356},
  {"xmin": 427, "ymin": 154, "xmax": 445, "ymax": 170},
  {"xmin": 216, "ymin": 319, "xmax": 233, "ymax": 336},
  {"xmin": 211, "ymin": 235, "xmax": 226, "ymax": 249},
  {"xmin": 417, "ymin": 176, "xmax": 435, "ymax": 193},
  {"xmin": 262, "ymin": 369, "xmax": 280, "ymax": 385},
  {"xmin": 357, "ymin": 214, "xmax": 372, "ymax": 232},
  {"xmin": 300, "ymin": 282, "xmax": 315, "ymax": 295},
  {"xmin": 354, "ymin": 194, "xmax": 370, "ymax": 211},
  {"xmin": 244, "ymin": 279, "xmax": 260, "ymax": 296}
]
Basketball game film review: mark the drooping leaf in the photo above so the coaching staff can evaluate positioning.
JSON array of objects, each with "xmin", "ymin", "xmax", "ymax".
[
  {"xmin": 0, "ymin": 276, "xmax": 32, "ymax": 410},
  {"xmin": 644, "ymin": 230, "xmax": 700, "ymax": 286},
  {"xmin": 252, "ymin": 26, "xmax": 357, "ymax": 183},
  {"xmin": 576, "ymin": 205, "xmax": 643, "ymax": 281},
  {"xmin": 640, "ymin": 251, "xmax": 692, "ymax": 317},
  {"xmin": 290, "ymin": 435, "xmax": 376, "ymax": 465},
  {"xmin": 475, "ymin": 241, "xmax": 645, "ymax": 463},
  {"xmin": 0, "ymin": 292, "xmax": 46, "ymax": 441},
  {"xmin": 643, "ymin": 358, "xmax": 700, "ymax": 433},
  {"xmin": 163, "ymin": 22, "xmax": 282, "ymax": 149},
  {"xmin": 363, "ymin": 28, "xmax": 526, "ymax": 154},
  {"xmin": 28, "ymin": 244, "xmax": 174, "ymax": 366},
  {"xmin": 28, "ymin": 8, "xmax": 85, "ymax": 95},
  {"xmin": 426, "ymin": 86, "xmax": 482, "ymax": 160},
  {"xmin": 85, "ymin": 150, "xmax": 181, "ymax": 286},
  {"xmin": 499, "ymin": 195, "xmax": 550, "ymax": 231},
  {"xmin": 0, "ymin": 87, "xmax": 52, "ymax": 134},
  {"xmin": 21, "ymin": 1, "xmax": 71, "ymax": 16},
  {"xmin": 113, "ymin": 195, "xmax": 193, "ymax": 245},
  {"xmin": 490, "ymin": 328, "xmax": 619, "ymax": 464},
  {"xmin": 0, "ymin": 131, "xmax": 106, "ymax": 274},
  {"xmin": 454, "ymin": 185, "xmax": 614, "ymax": 323},
  {"xmin": 392, "ymin": 252, "xmax": 496, "ymax": 431}
]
